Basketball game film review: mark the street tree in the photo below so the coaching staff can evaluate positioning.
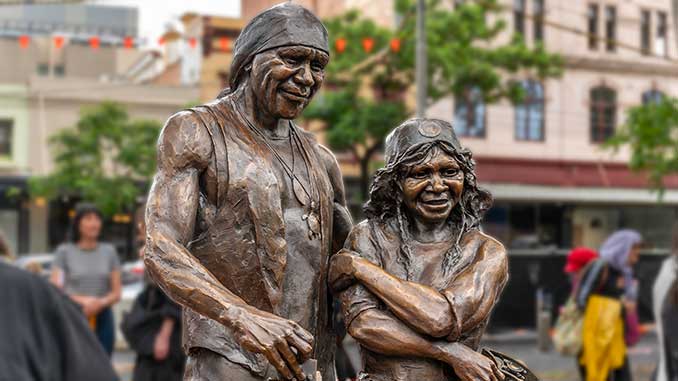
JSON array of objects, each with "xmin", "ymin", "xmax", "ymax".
[
  {"xmin": 29, "ymin": 102, "xmax": 162, "ymax": 217},
  {"xmin": 304, "ymin": 0, "xmax": 563, "ymax": 201},
  {"xmin": 605, "ymin": 97, "xmax": 678, "ymax": 194}
]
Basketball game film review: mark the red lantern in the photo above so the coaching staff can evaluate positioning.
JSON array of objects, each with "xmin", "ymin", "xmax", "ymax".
[
  {"xmin": 219, "ymin": 37, "xmax": 230, "ymax": 51},
  {"xmin": 89, "ymin": 36, "xmax": 100, "ymax": 49},
  {"xmin": 362, "ymin": 37, "xmax": 374, "ymax": 53},
  {"xmin": 18, "ymin": 35, "xmax": 30, "ymax": 49},
  {"xmin": 123, "ymin": 36, "xmax": 134, "ymax": 49},
  {"xmin": 335, "ymin": 38, "xmax": 346, "ymax": 53},
  {"xmin": 188, "ymin": 37, "xmax": 197, "ymax": 48},
  {"xmin": 53, "ymin": 35, "xmax": 65, "ymax": 49},
  {"xmin": 390, "ymin": 38, "xmax": 401, "ymax": 53},
  {"xmin": 158, "ymin": 36, "xmax": 165, "ymax": 45}
]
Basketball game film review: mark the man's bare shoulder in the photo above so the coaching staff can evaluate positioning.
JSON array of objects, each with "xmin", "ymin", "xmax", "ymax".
[{"xmin": 157, "ymin": 109, "xmax": 213, "ymax": 171}]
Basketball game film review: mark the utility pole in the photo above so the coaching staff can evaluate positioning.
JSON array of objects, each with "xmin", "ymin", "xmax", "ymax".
[{"xmin": 415, "ymin": 0, "xmax": 427, "ymax": 117}]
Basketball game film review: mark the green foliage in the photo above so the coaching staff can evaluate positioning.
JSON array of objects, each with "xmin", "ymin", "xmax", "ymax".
[
  {"xmin": 29, "ymin": 102, "xmax": 162, "ymax": 216},
  {"xmin": 304, "ymin": 0, "xmax": 562, "ymax": 200},
  {"xmin": 604, "ymin": 97, "xmax": 678, "ymax": 192}
]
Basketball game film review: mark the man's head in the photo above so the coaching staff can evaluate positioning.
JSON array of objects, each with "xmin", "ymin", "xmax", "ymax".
[{"xmin": 227, "ymin": 3, "xmax": 329, "ymax": 119}]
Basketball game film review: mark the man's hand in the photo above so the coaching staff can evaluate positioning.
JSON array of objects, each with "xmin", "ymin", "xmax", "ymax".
[
  {"xmin": 234, "ymin": 308, "xmax": 314, "ymax": 380},
  {"xmin": 437, "ymin": 342, "xmax": 504, "ymax": 381},
  {"xmin": 328, "ymin": 251, "xmax": 359, "ymax": 293}
]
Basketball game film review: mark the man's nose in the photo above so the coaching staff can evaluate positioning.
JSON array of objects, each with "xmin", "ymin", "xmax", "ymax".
[{"xmin": 294, "ymin": 62, "xmax": 314, "ymax": 87}]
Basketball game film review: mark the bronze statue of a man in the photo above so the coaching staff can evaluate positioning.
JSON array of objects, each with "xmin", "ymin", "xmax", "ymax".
[
  {"xmin": 144, "ymin": 4, "xmax": 351, "ymax": 380},
  {"xmin": 329, "ymin": 118, "xmax": 510, "ymax": 381}
]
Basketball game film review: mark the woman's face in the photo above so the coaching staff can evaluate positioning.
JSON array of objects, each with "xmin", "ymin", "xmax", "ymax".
[
  {"xmin": 79, "ymin": 212, "xmax": 102, "ymax": 241},
  {"xmin": 627, "ymin": 243, "xmax": 642, "ymax": 266},
  {"xmin": 400, "ymin": 149, "xmax": 464, "ymax": 225}
]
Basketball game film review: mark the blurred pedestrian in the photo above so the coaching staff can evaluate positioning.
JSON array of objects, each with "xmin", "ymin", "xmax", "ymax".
[
  {"xmin": 576, "ymin": 229, "xmax": 643, "ymax": 381},
  {"xmin": 49, "ymin": 203, "xmax": 121, "ymax": 356},
  {"xmin": 122, "ymin": 207, "xmax": 185, "ymax": 381},
  {"xmin": 653, "ymin": 225, "xmax": 678, "ymax": 381},
  {"xmin": 564, "ymin": 247, "xmax": 599, "ymax": 292},
  {"xmin": 0, "ymin": 230, "xmax": 15, "ymax": 264},
  {"xmin": 553, "ymin": 247, "xmax": 598, "ymax": 356},
  {"xmin": 0, "ymin": 261, "xmax": 118, "ymax": 381}
]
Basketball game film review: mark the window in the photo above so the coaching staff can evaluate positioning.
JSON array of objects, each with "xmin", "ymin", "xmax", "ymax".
[
  {"xmin": 37, "ymin": 63, "xmax": 49, "ymax": 76},
  {"xmin": 642, "ymin": 89, "xmax": 664, "ymax": 104},
  {"xmin": 514, "ymin": 0, "xmax": 526, "ymax": 37},
  {"xmin": 605, "ymin": 6, "xmax": 616, "ymax": 52},
  {"xmin": 515, "ymin": 80, "xmax": 545, "ymax": 141},
  {"xmin": 590, "ymin": 86, "xmax": 616, "ymax": 143},
  {"xmin": 454, "ymin": 87, "xmax": 486, "ymax": 138},
  {"xmin": 656, "ymin": 12, "xmax": 667, "ymax": 56},
  {"xmin": 534, "ymin": 0, "xmax": 545, "ymax": 42},
  {"xmin": 641, "ymin": 10, "xmax": 651, "ymax": 55},
  {"xmin": 588, "ymin": 4, "xmax": 599, "ymax": 50},
  {"xmin": 0, "ymin": 120, "xmax": 13, "ymax": 157}
]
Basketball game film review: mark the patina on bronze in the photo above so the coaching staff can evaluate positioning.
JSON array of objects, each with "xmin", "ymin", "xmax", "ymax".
[
  {"xmin": 144, "ymin": 3, "xmax": 351, "ymax": 380},
  {"xmin": 329, "ymin": 118, "xmax": 536, "ymax": 381}
]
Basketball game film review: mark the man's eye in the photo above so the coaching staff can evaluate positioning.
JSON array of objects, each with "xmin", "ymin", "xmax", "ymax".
[
  {"xmin": 443, "ymin": 169, "xmax": 459, "ymax": 177},
  {"xmin": 283, "ymin": 57, "xmax": 299, "ymax": 65},
  {"xmin": 311, "ymin": 62, "xmax": 323, "ymax": 72}
]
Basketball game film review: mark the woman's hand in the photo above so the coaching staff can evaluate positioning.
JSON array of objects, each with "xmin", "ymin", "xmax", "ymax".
[
  {"xmin": 328, "ymin": 251, "xmax": 359, "ymax": 293},
  {"xmin": 437, "ymin": 342, "xmax": 504, "ymax": 381}
]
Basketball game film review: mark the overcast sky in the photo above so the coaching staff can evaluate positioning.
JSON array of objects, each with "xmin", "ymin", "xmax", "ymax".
[{"xmin": 92, "ymin": 0, "xmax": 241, "ymax": 46}]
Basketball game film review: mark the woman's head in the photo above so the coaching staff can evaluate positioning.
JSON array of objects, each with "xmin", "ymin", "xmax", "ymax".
[
  {"xmin": 365, "ymin": 118, "xmax": 492, "ymax": 230},
  {"xmin": 71, "ymin": 203, "xmax": 103, "ymax": 243},
  {"xmin": 600, "ymin": 229, "xmax": 643, "ymax": 269}
]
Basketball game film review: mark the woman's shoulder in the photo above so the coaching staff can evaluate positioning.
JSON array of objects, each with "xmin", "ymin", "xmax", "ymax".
[
  {"xmin": 464, "ymin": 230, "xmax": 507, "ymax": 258},
  {"xmin": 97, "ymin": 242, "xmax": 118, "ymax": 255},
  {"xmin": 55, "ymin": 242, "xmax": 77, "ymax": 254}
]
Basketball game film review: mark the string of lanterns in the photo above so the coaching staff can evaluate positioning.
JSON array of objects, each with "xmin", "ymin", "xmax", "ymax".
[
  {"xmin": 13, "ymin": 34, "xmax": 233, "ymax": 51},
  {"xmin": 334, "ymin": 37, "xmax": 402, "ymax": 53}
]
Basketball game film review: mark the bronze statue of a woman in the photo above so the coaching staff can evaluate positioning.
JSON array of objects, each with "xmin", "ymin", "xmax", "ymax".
[{"xmin": 329, "ymin": 118, "xmax": 523, "ymax": 381}]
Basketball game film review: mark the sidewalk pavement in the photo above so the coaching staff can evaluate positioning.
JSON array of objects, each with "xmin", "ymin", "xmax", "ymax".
[{"xmin": 113, "ymin": 328, "xmax": 660, "ymax": 381}]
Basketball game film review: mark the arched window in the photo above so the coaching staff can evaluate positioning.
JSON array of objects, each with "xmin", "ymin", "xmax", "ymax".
[
  {"xmin": 590, "ymin": 86, "xmax": 616, "ymax": 143},
  {"xmin": 454, "ymin": 87, "xmax": 486, "ymax": 138},
  {"xmin": 642, "ymin": 89, "xmax": 664, "ymax": 105},
  {"xmin": 515, "ymin": 80, "xmax": 545, "ymax": 141}
]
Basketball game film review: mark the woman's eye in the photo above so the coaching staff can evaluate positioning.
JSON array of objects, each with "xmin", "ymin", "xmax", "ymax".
[
  {"xmin": 443, "ymin": 169, "xmax": 459, "ymax": 177},
  {"xmin": 411, "ymin": 171, "xmax": 428, "ymax": 179}
]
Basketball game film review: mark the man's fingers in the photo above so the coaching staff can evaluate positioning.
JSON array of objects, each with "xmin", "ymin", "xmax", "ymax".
[
  {"xmin": 263, "ymin": 347, "xmax": 293, "ymax": 380},
  {"xmin": 292, "ymin": 324, "xmax": 314, "ymax": 345},
  {"xmin": 287, "ymin": 333, "xmax": 313, "ymax": 362},
  {"xmin": 276, "ymin": 340, "xmax": 305, "ymax": 381}
]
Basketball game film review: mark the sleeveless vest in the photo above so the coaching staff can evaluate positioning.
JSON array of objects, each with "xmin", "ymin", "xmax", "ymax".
[{"xmin": 181, "ymin": 98, "xmax": 335, "ymax": 378}]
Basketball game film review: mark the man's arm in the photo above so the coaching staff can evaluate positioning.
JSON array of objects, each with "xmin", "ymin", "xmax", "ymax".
[
  {"xmin": 318, "ymin": 145, "xmax": 352, "ymax": 253},
  {"xmin": 145, "ymin": 112, "xmax": 312, "ymax": 380},
  {"xmin": 331, "ymin": 235, "xmax": 508, "ymax": 339}
]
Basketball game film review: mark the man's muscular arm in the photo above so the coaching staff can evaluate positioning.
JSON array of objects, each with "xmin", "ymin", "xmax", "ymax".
[
  {"xmin": 318, "ymin": 144, "xmax": 352, "ymax": 253},
  {"xmin": 145, "ymin": 112, "xmax": 312, "ymax": 380}
]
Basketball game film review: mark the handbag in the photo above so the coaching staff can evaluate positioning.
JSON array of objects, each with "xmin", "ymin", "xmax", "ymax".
[
  {"xmin": 552, "ymin": 296, "xmax": 583, "ymax": 356},
  {"xmin": 121, "ymin": 287, "xmax": 165, "ymax": 356},
  {"xmin": 624, "ymin": 305, "xmax": 640, "ymax": 346}
]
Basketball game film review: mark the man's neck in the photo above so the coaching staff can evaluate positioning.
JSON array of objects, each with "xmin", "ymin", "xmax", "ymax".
[{"xmin": 233, "ymin": 85, "xmax": 289, "ymax": 139}]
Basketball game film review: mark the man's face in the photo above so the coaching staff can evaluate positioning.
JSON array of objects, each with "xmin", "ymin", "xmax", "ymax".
[
  {"xmin": 400, "ymin": 148, "xmax": 465, "ymax": 225},
  {"xmin": 249, "ymin": 46, "xmax": 329, "ymax": 119}
]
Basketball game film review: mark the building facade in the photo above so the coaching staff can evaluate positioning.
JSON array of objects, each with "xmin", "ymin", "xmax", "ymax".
[{"xmin": 0, "ymin": 3, "xmax": 199, "ymax": 256}]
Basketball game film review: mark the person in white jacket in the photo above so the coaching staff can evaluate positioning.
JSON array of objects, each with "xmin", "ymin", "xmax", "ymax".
[{"xmin": 653, "ymin": 234, "xmax": 678, "ymax": 381}]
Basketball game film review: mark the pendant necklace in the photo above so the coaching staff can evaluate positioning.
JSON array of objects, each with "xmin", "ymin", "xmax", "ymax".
[{"xmin": 234, "ymin": 105, "xmax": 321, "ymax": 240}]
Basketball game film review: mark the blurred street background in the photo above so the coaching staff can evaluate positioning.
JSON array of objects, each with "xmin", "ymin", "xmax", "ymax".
[{"xmin": 1, "ymin": 0, "xmax": 677, "ymax": 380}]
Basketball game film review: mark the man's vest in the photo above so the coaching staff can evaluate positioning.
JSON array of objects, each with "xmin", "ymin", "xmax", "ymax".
[{"xmin": 181, "ymin": 97, "xmax": 335, "ymax": 378}]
